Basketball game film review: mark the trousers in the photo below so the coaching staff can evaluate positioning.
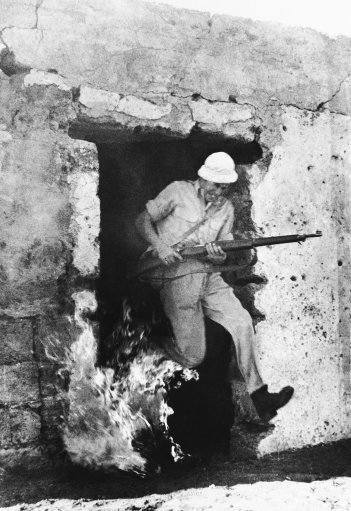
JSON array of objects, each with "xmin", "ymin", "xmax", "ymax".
[{"xmin": 157, "ymin": 272, "xmax": 264, "ymax": 394}]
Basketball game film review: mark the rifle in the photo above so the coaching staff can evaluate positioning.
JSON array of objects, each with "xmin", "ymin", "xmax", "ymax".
[{"xmin": 131, "ymin": 231, "xmax": 322, "ymax": 279}]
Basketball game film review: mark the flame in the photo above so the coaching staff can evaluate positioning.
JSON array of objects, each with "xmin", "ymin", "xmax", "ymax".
[{"xmin": 52, "ymin": 290, "xmax": 197, "ymax": 475}]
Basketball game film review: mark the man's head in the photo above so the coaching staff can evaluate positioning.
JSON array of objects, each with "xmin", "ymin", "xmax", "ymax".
[{"xmin": 198, "ymin": 152, "xmax": 237, "ymax": 203}]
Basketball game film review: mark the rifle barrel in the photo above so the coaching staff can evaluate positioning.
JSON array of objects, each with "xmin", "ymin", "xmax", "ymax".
[
  {"xmin": 130, "ymin": 231, "xmax": 322, "ymax": 279},
  {"xmin": 181, "ymin": 232, "xmax": 322, "ymax": 257}
]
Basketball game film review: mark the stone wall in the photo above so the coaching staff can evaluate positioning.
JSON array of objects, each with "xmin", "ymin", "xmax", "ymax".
[
  {"xmin": 0, "ymin": 73, "xmax": 99, "ymax": 467},
  {"xmin": 0, "ymin": 0, "xmax": 350, "ymax": 467}
]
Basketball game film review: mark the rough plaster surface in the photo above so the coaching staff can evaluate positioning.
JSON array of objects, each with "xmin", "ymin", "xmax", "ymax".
[
  {"xmin": 0, "ymin": 408, "xmax": 41, "ymax": 448},
  {"xmin": 79, "ymin": 87, "xmax": 173, "ymax": 120},
  {"xmin": 252, "ymin": 108, "xmax": 351, "ymax": 453},
  {"xmin": 189, "ymin": 99, "xmax": 253, "ymax": 126},
  {"xmin": 1, "ymin": 0, "xmax": 351, "ymax": 111},
  {"xmin": 0, "ymin": 73, "xmax": 97, "ymax": 467},
  {"xmin": 3, "ymin": 478, "xmax": 351, "ymax": 511},
  {"xmin": 0, "ymin": 74, "xmax": 75, "ymax": 316},
  {"xmin": 23, "ymin": 69, "xmax": 71, "ymax": 91},
  {"xmin": 0, "ymin": 319, "xmax": 33, "ymax": 364},
  {"xmin": 66, "ymin": 140, "xmax": 100, "ymax": 276},
  {"xmin": 0, "ymin": 0, "xmax": 350, "ymax": 470}
]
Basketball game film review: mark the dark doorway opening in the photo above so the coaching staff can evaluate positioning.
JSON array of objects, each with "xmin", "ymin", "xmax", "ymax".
[{"xmin": 94, "ymin": 126, "xmax": 265, "ymax": 462}]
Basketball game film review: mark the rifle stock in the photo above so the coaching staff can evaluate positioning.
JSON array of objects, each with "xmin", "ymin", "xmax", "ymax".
[{"xmin": 130, "ymin": 230, "xmax": 322, "ymax": 279}]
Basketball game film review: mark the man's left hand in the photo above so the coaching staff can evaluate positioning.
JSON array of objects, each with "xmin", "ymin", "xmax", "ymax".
[{"xmin": 205, "ymin": 242, "xmax": 227, "ymax": 262}]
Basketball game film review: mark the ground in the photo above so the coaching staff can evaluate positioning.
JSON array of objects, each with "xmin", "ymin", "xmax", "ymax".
[{"xmin": 0, "ymin": 439, "xmax": 350, "ymax": 509}]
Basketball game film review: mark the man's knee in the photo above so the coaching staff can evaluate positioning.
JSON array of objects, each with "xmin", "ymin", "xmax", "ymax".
[
  {"xmin": 179, "ymin": 342, "xmax": 206, "ymax": 368},
  {"xmin": 217, "ymin": 310, "xmax": 254, "ymax": 341}
]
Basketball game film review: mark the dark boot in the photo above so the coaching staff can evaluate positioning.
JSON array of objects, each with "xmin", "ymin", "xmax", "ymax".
[{"xmin": 250, "ymin": 385, "xmax": 294, "ymax": 422}]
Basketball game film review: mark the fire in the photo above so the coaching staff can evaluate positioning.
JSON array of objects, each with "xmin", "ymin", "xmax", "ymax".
[{"xmin": 53, "ymin": 290, "xmax": 197, "ymax": 475}]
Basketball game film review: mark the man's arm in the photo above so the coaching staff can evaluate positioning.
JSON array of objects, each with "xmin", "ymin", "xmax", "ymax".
[
  {"xmin": 135, "ymin": 181, "xmax": 184, "ymax": 266},
  {"xmin": 135, "ymin": 210, "xmax": 183, "ymax": 266}
]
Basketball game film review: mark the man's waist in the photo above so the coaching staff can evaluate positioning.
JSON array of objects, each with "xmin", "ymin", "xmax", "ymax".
[{"xmin": 140, "ymin": 258, "xmax": 230, "ymax": 281}]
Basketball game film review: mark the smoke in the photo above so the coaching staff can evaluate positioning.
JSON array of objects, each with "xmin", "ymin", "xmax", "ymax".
[{"xmin": 53, "ymin": 290, "xmax": 197, "ymax": 475}]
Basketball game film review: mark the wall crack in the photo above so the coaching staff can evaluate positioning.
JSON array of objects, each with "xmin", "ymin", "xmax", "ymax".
[
  {"xmin": 282, "ymin": 103, "xmax": 350, "ymax": 117},
  {"xmin": 280, "ymin": 74, "xmax": 351, "ymax": 116},
  {"xmin": 0, "ymin": 26, "xmax": 12, "ymax": 51},
  {"xmin": 34, "ymin": 0, "xmax": 45, "ymax": 30},
  {"xmin": 316, "ymin": 73, "xmax": 351, "ymax": 110}
]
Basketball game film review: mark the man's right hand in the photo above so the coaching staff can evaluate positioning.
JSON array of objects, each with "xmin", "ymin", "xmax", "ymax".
[{"xmin": 154, "ymin": 242, "xmax": 183, "ymax": 266}]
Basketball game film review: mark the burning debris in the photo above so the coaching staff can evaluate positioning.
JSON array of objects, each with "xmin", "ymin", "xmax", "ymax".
[{"xmin": 55, "ymin": 290, "xmax": 198, "ymax": 475}]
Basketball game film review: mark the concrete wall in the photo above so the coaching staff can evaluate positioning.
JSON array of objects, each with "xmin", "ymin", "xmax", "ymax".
[
  {"xmin": 253, "ymin": 109, "xmax": 351, "ymax": 452},
  {"xmin": 0, "ymin": 0, "xmax": 350, "ymax": 466},
  {"xmin": 0, "ymin": 72, "xmax": 99, "ymax": 467}
]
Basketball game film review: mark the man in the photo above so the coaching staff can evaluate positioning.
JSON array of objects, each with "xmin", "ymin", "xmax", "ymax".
[{"xmin": 135, "ymin": 152, "xmax": 293, "ymax": 422}]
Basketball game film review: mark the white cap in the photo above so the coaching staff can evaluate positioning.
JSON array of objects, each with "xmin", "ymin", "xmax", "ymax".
[{"xmin": 198, "ymin": 152, "xmax": 238, "ymax": 183}]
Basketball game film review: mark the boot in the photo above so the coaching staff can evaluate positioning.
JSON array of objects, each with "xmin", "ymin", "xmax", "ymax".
[{"xmin": 250, "ymin": 385, "xmax": 294, "ymax": 422}]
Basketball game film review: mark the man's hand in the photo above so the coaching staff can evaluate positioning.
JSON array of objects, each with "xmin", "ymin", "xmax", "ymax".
[
  {"xmin": 205, "ymin": 242, "xmax": 227, "ymax": 263},
  {"xmin": 154, "ymin": 242, "xmax": 183, "ymax": 266}
]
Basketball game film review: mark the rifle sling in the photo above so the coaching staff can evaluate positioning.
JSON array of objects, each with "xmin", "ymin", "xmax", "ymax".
[{"xmin": 173, "ymin": 202, "xmax": 223, "ymax": 248}]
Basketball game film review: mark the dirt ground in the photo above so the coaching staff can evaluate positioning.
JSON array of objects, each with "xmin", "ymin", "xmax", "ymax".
[{"xmin": 0, "ymin": 439, "xmax": 350, "ymax": 509}]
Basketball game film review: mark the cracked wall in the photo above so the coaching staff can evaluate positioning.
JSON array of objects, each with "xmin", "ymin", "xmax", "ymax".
[{"xmin": 0, "ymin": 0, "xmax": 351, "ymax": 469}]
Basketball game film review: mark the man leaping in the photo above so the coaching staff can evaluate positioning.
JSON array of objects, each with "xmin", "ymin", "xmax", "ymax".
[{"xmin": 135, "ymin": 152, "xmax": 293, "ymax": 422}]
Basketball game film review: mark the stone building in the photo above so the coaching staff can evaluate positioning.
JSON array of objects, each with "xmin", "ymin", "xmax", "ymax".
[{"xmin": 0, "ymin": 0, "xmax": 350, "ymax": 469}]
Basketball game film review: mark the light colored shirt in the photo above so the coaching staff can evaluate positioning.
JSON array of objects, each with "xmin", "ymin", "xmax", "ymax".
[{"xmin": 146, "ymin": 180, "xmax": 234, "ymax": 248}]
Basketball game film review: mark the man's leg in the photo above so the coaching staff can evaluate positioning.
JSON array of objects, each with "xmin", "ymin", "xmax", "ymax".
[
  {"xmin": 202, "ymin": 274, "xmax": 293, "ymax": 421},
  {"xmin": 158, "ymin": 273, "xmax": 207, "ymax": 368},
  {"xmin": 202, "ymin": 273, "xmax": 264, "ymax": 394}
]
